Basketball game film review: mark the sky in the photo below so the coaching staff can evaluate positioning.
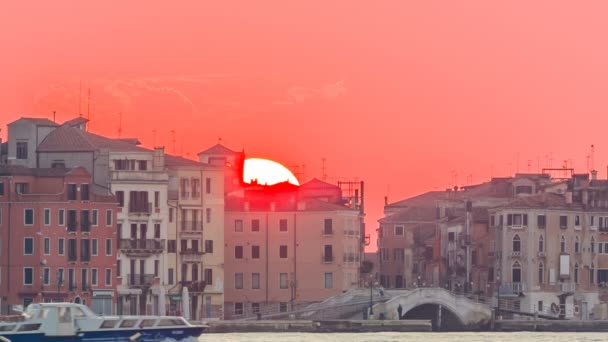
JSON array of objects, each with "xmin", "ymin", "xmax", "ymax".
[{"xmin": 2, "ymin": 1, "xmax": 608, "ymax": 250}]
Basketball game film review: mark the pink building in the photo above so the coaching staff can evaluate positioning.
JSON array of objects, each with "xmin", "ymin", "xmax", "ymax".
[{"xmin": 0, "ymin": 165, "xmax": 118, "ymax": 314}]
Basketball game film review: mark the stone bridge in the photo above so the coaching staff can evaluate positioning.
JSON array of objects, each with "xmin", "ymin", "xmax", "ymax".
[{"xmin": 371, "ymin": 288, "xmax": 492, "ymax": 329}]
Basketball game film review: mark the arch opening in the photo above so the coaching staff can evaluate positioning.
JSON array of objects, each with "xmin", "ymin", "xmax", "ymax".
[{"xmin": 401, "ymin": 303, "xmax": 465, "ymax": 331}]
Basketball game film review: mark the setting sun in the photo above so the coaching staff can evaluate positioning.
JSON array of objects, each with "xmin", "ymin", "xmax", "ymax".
[{"xmin": 243, "ymin": 158, "xmax": 300, "ymax": 186}]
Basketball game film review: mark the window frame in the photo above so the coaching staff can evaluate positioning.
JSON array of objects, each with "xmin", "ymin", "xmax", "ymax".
[{"xmin": 24, "ymin": 208, "xmax": 34, "ymax": 226}]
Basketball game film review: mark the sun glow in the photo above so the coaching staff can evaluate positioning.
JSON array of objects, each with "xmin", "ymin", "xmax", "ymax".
[{"xmin": 243, "ymin": 158, "xmax": 300, "ymax": 186}]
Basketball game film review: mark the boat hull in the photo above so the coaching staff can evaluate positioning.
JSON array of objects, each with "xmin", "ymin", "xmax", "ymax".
[{"xmin": 0, "ymin": 326, "xmax": 205, "ymax": 342}]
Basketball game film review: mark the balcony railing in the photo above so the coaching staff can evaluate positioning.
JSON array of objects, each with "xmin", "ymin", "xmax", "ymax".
[
  {"xmin": 129, "ymin": 202, "xmax": 152, "ymax": 214},
  {"xmin": 343, "ymin": 253, "xmax": 360, "ymax": 263},
  {"xmin": 499, "ymin": 282, "xmax": 525, "ymax": 296},
  {"xmin": 111, "ymin": 170, "xmax": 168, "ymax": 182},
  {"xmin": 127, "ymin": 274, "xmax": 155, "ymax": 287},
  {"xmin": 182, "ymin": 280, "xmax": 207, "ymax": 293},
  {"xmin": 322, "ymin": 255, "xmax": 333, "ymax": 263},
  {"xmin": 180, "ymin": 221, "xmax": 202, "ymax": 232},
  {"xmin": 119, "ymin": 239, "xmax": 165, "ymax": 256},
  {"xmin": 81, "ymin": 221, "xmax": 91, "ymax": 232},
  {"xmin": 67, "ymin": 221, "xmax": 78, "ymax": 232},
  {"xmin": 68, "ymin": 254, "xmax": 77, "ymax": 262},
  {"xmin": 511, "ymin": 251, "xmax": 521, "ymax": 257},
  {"xmin": 322, "ymin": 228, "xmax": 333, "ymax": 236},
  {"xmin": 180, "ymin": 249, "xmax": 205, "ymax": 263},
  {"xmin": 560, "ymin": 282, "xmax": 576, "ymax": 293}
]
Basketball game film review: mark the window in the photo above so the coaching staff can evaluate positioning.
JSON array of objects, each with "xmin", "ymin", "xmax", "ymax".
[
  {"xmin": 538, "ymin": 235, "xmax": 544, "ymax": 252},
  {"xmin": 204, "ymin": 268, "xmax": 213, "ymax": 285},
  {"xmin": 106, "ymin": 210, "xmax": 112, "ymax": 226},
  {"xmin": 235, "ymin": 246, "xmax": 243, "ymax": 259},
  {"xmin": 234, "ymin": 303, "xmax": 244, "ymax": 315},
  {"xmin": 575, "ymin": 236, "xmax": 580, "ymax": 254},
  {"xmin": 15, "ymin": 182, "xmax": 29, "ymax": 194},
  {"xmin": 251, "ymin": 245, "xmax": 260, "ymax": 259},
  {"xmin": 24, "ymin": 238, "xmax": 33, "ymax": 255},
  {"xmin": 537, "ymin": 215, "xmax": 546, "ymax": 229},
  {"xmin": 590, "ymin": 263, "xmax": 595, "ymax": 284},
  {"xmin": 58, "ymin": 209, "xmax": 65, "ymax": 226},
  {"xmin": 205, "ymin": 177, "xmax": 211, "ymax": 194},
  {"xmin": 574, "ymin": 263, "xmax": 580, "ymax": 283},
  {"xmin": 600, "ymin": 243, "xmax": 604, "ymax": 254},
  {"xmin": 448, "ymin": 232, "xmax": 455, "ymax": 242},
  {"xmin": 279, "ymin": 302, "xmax": 288, "ymax": 313},
  {"xmin": 44, "ymin": 208, "xmax": 51, "ymax": 226},
  {"xmin": 154, "ymin": 260, "xmax": 160, "ymax": 277},
  {"xmin": 592, "ymin": 236, "xmax": 596, "ymax": 254},
  {"xmin": 252, "ymin": 273, "xmax": 260, "ymax": 289},
  {"xmin": 191, "ymin": 178, "xmax": 200, "ymax": 199},
  {"xmin": 58, "ymin": 238, "xmax": 65, "ymax": 256},
  {"xmin": 279, "ymin": 245, "xmax": 288, "ymax": 259},
  {"xmin": 43, "ymin": 268, "xmax": 50, "ymax": 285},
  {"xmin": 323, "ymin": 245, "xmax": 333, "ymax": 262},
  {"xmin": 279, "ymin": 273, "xmax": 288, "ymax": 289},
  {"xmin": 92, "ymin": 269, "xmax": 98, "ymax": 286},
  {"xmin": 16, "ymin": 142, "xmax": 28, "ymax": 159},
  {"xmin": 24, "ymin": 267, "xmax": 33, "ymax": 285},
  {"xmin": 81, "ymin": 210, "xmax": 90, "ymax": 231},
  {"xmin": 507, "ymin": 213, "xmax": 528, "ymax": 227},
  {"xmin": 0, "ymin": 182, "xmax": 4, "ymax": 196},
  {"xmin": 24, "ymin": 209, "xmax": 34, "ymax": 225},
  {"xmin": 168, "ymin": 268, "xmax": 174, "ymax": 285},
  {"xmin": 105, "ymin": 239, "xmax": 112, "ymax": 256},
  {"xmin": 560, "ymin": 215, "xmax": 568, "ymax": 229},
  {"xmin": 538, "ymin": 262, "xmax": 544, "ymax": 284},
  {"xmin": 324, "ymin": 219, "xmax": 333, "ymax": 235},
  {"xmin": 116, "ymin": 260, "xmax": 121, "ymax": 277},
  {"xmin": 81, "ymin": 239, "xmax": 90, "ymax": 262},
  {"xmin": 105, "ymin": 269, "xmax": 112, "ymax": 286},
  {"xmin": 91, "ymin": 210, "xmax": 98, "ymax": 226},
  {"xmin": 515, "ymin": 185, "xmax": 533, "ymax": 194},
  {"xmin": 324, "ymin": 272, "xmax": 333, "ymax": 289},
  {"xmin": 81, "ymin": 184, "xmax": 90, "ymax": 201},
  {"xmin": 393, "ymin": 248, "xmax": 405, "ymax": 262},
  {"xmin": 180, "ymin": 178, "xmax": 189, "ymax": 199},
  {"xmin": 512, "ymin": 234, "xmax": 521, "ymax": 253},
  {"xmin": 235, "ymin": 220, "xmax": 243, "ymax": 232},
  {"xmin": 205, "ymin": 240, "xmax": 213, "ymax": 254},
  {"xmin": 512, "ymin": 261, "xmax": 522, "ymax": 283},
  {"xmin": 168, "ymin": 240, "xmax": 176, "ymax": 253},
  {"xmin": 169, "ymin": 208, "xmax": 174, "ymax": 222},
  {"xmin": 67, "ymin": 210, "xmax": 77, "ymax": 232},
  {"xmin": 43, "ymin": 238, "xmax": 50, "ymax": 255},
  {"xmin": 206, "ymin": 208, "xmax": 211, "ymax": 224},
  {"xmin": 235, "ymin": 273, "xmax": 244, "ymax": 289},
  {"xmin": 92, "ymin": 239, "xmax": 98, "ymax": 256},
  {"xmin": 279, "ymin": 219, "xmax": 288, "ymax": 232},
  {"xmin": 591, "ymin": 215, "xmax": 596, "ymax": 228},
  {"xmin": 154, "ymin": 191, "xmax": 160, "ymax": 208},
  {"xmin": 251, "ymin": 219, "xmax": 260, "ymax": 232},
  {"xmin": 575, "ymin": 215, "xmax": 581, "ymax": 227},
  {"xmin": 116, "ymin": 191, "xmax": 124, "ymax": 207},
  {"xmin": 538, "ymin": 301, "xmax": 544, "ymax": 312},
  {"xmin": 560, "ymin": 236, "xmax": 566, "ymax": 253},
  {"xmin": 154, "ymin": 224, "xmax": 160, "ymax": 239}
]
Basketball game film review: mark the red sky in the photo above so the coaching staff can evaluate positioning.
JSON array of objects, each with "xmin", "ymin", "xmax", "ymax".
[{"xmin": 2, "ymin": 1, "xmax": 608, "ymax": 250}]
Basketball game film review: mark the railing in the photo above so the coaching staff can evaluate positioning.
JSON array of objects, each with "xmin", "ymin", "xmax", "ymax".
[
  {"xmin": 322, "ymin": 228, "xmax": 333, "ymax": 236},
  {"xmin": 182, "ymin": 280, "xmax": 207, "ymax": 293},
  {"xmin": 128, "ymin": 202, "xmax": 152, "ymax": 214},
  {"xmin": 81, "ymin": 221, "xmax": 91, "ymax": 232},
  {"xmin": 127, "ymin": 274, "xmax": 155, "ymax": 287},
  {"xmin": 118, "ymin": 239, "xmax": 165, "ymax": 252},
  {"xmin": 68, "ymin": 254, "xmax": 77, "ymax": 262},
  {"xmin": 343, "ymin": 253, "xmax": 361, "ymax": 263},
  {"xmin": 81, "ymin": 253, "xmax": 91, "ymax": 262},
  {"xmin": 499, "ymin": 282, "xmax": 525, "ymax": 295},
  {"xmin": 180, "ymin": 221, "xmax": 202, "ymax": 232},
  {"xmin": 560, "ymin": 282, "xmax": 576, "ymax": 293},
  {"xmin": 67, "ymin": 221, "xmax": 78, "ymax": 232},
  {"xmin": 181, "ymin": 251, "xmax": 204, "ymax": 263},
  {"xmin": 511, "ymin": 251, "xmax": 521, "ymax": 257},
  {"xmin": 322, "ymin": 255, "xmax": 333, "ymax": 263}
]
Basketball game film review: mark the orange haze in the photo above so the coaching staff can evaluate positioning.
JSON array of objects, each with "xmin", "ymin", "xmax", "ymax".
[{"xmin": 2, "ymin": 1, "xmax": 608, "ymax": 250}]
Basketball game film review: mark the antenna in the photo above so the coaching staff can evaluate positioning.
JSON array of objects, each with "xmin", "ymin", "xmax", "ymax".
[
  {"xmin": 53, "ymin": 111, "xmax": 56, "ymax": 123},
  {"xmin": 78, "ymin": 80, "xmax": 82, "ymax": 117},
  {"xmin": 322, "ymin": 158, "xmax": 327, "ymax": 180},
  {"xmin": 170, "ymin": 130, "xmax": 176, "ymax": 154},
  {"xmin": 87, "ymin": 88, "xmax": 91, "ymax": 122},
  {"xmin": 591, "ymin": 144, "xmax": 595, "ymax": 171},
  {"xmin": 117, "ymin": 112, "xmax": 123, "ymax": 138}
]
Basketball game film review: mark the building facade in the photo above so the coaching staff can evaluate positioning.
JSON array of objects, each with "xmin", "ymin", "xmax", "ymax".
[{"xmin": 0, "ymin": 165, "xmax": 117, "ymax": 314}]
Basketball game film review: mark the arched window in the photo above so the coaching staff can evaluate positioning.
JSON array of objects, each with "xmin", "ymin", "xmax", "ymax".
[
  {"xmin": 538, "ymin": 262, "xmax": 544, "ymax": 284},
  {"xmin": 512, "ymin": 261, "xmax": 522, "ymax": 283},
  {"xmin": 575, "ymin": 236, "xmax": 580, "ymax": 254},
  {"xmin": 560, "ymin": 236, "xmax": 566, "ymax": 253},
  {"xmin": 513, "ymin": 234, "xmax": 521, "ymax": 253},
  {"xmin": 590, "ymin": 263, "xmax": 595, "ymax": 285},
  {"xmin": 591, "ymin": 236, "xmax": 596, "ymax": 254},
  {"xmin": 538, "ymin": 235, "xmax": 544, "ymax": 252},
  {"xmin": 574, "ymin": 263, "xmax": 579, "ymax": 284}
]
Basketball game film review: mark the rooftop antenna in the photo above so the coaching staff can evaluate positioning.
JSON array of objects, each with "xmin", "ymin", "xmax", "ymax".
[
  {"xmin": 322, "ymin": 158, "xmax": 327, "ymax": 180},
  {"xmin": 78, "ymin": 80, "xmax": 82, "ymax": 117},
  {"xmin": 170, "ymin": 130, "xmax": 176, "ymax": 154},
  {"xmin": 86, "ymin": 88, "xmax": 91, "ymax": 131},
  {"xmin": 218, "ymin": 137, "xmax": 222, "ymax": 144},
  {"xmin": 117, "ymin": 112, "xmax": 123, "ymax": 138},
  {"xmin": 52, "ymin": 111, "xmax": 56, "ymax": 123},
  {"xmin": 591, "ymin": 144, "xmax": 595, "ymax": 171},
  {"xmin": 527, "ymin": 160, "xmax": 531, "ymax": 172}
]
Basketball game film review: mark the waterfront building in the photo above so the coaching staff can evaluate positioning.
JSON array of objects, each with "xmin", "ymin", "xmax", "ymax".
[{"xmin": 0, "ymin": 165, "xmax": 117, "ymax": 314}]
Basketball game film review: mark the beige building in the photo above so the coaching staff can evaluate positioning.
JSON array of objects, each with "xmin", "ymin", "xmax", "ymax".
[
  {"xmin": 165, "ymin": 154, "xmax": 225, "ymax": 320},
  {"xmin": 223, "ymin": 179, "xmax": 364, "ymax": 319}
]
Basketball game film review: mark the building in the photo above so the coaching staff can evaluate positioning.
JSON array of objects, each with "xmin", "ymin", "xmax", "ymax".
[
  {"xmin": 0, "ymin": 165, "xmax": 117, "ymax": 314},
  {"xmin": 223, "ymin": 178, "xmax": 364, "ymax": 319},
  {"xmin": 165, "ymin": 154, "xmax": 225, "ymax": 320}
]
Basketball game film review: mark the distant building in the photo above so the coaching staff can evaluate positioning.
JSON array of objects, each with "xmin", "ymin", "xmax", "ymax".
[{"xmin": 0, "ymin": 165, "xmax": 117, "ymax": 314}]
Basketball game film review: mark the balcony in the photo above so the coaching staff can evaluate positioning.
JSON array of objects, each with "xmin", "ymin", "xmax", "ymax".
[
  {"xmin": 68, "ymin": 253, "xmax": 77, "ymax": 263},
  {"xmin": 111, "ymin": 170, "xmax": 168, "ymax": 182},
  {"xmin": 343, "ymin": 253, "xmax": 360, "ymax": 263},
  {"xmin": 511, "ymin": 251, "xmax": 521, "ymax": 258},
  {"xmin": 538, "ymin": 251, "xmax": 546, "ymax": 258},
  {"xmin": 179, "ymin": 221, "xmax": 203, "ymax": 236},
  {"xmin": 180, "ymin": 249, "xmax": 204, "ymax": 263},
  {"xmin": 499, "ymin": 282, "xmax": 525, "ymax": 296},
  {"xmin": 322, "ymin": 255, "xmax": 333, "ymax": 263},
  {"xmin": 67, "ymin": 221, "xmax": 78, "ymax": 233},
  {"xmin": 127, "ymin": 274, "xmax": 155, "ymax": 287},
  {"xmin": 560, "ymin": 282, "xmax": 576, "ymax": 293},
  {"xmin": 322, "ymin": 228, "xmax": 333, "ymax": 236},
  {"xmin": 128, "ymin": 202, "xmax": 152, "ymax": 215},
  {"xmin": 81, "ymin": 221, "xmax": 91, "ymax": 232},
  {"xmin": 81, "ymin": 254, "xmax": 91, "ymax": 262},
  {"xmin": 182, "ymin": 280, "xmax": 207, "ymax": 293},
  {"xmin": 119, "ymin": 239, "xmax": 165, "ymax": 257}
]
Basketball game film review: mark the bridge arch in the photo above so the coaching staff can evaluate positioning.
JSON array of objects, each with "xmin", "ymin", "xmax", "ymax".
[{"xmin": 371, "ymin": 288, "xmax": 492, "ymax": 330}]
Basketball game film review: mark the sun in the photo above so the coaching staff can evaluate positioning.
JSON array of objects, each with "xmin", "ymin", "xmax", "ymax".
[{"xmin": 243, "ymin": 158, "xmax": 300, "ymax": 186}]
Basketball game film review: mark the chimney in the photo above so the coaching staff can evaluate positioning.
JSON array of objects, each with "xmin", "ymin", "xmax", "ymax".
[
  {"xmin": 154, "ymin": 147, "xmax": 165, "ymax": 168},
  {"xmin": 591, "ymin": 169, "xmax": 598, "ymax": 180},
  {"xmin": 384, "ymin": 196, "xmax": 388, "ymax": 206}
]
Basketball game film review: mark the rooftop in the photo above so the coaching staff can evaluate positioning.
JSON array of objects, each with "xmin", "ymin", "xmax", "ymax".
[
  {"xmin": 197, "ymin": 143, "xmax": 238, "ymax": 156},
  {"xmin": 10, "ymin": 117, "xmax": 59, "ymax": 127},
  {"xmin": 37, "ymin": 124, "xmax": 149, "ymax": 153}
]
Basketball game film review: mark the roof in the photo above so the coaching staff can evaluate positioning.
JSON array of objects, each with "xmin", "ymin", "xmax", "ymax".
[
  {"xmin": 165, "ymin": 154, "xmax": 207, "ymax": 167},
  {"xmin": 379, "ymin": 207, "xmax": 437, "ymax": 223},
  {"xmin": 10, "ymin": 117, "xmax": 59, "ymax": 127},
  {"xmin": 197, "ymin": 143, "xmax": 237, "ymax": 156},
  {"xmin": 63, "ymin": 117, "xmax": 89, "ymax": 127},
  {"xmin": 37, "ymin": 125, "xmax": 149, "ymax": 153},
  {"xmin": 300, "ymin": 178, "xmax": 341, "ymax": 191},
  {"xmin": 225, "ymin": 196, "xmax": 355, "ymax": 212},
  {"xmin": 497, "ymin": 192, "xmax": 580, "ymax": 210},
  {"xmin": 0, "ymin": 164, "xmax": 71, "ymax": 177}
]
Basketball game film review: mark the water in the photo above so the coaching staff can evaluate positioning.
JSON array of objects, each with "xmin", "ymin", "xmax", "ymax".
[{"xmin": 201, "ymin": 332, "xmax": 608, "ymax": 342}]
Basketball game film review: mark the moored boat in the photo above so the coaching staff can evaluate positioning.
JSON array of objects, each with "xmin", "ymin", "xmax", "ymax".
[{"xmin": 0, "ymin": 302, "xmax": 206, "ymax": 342}]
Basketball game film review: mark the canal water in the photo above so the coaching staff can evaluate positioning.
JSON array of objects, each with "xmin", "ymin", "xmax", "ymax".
[{"xmin": 203, "ymin": 332, "xmax": 607, "ymax": 342}]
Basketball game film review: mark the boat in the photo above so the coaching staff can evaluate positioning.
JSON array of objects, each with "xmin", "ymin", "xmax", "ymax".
[{"xmin": 0, "ymin": 302, "xmax": 206, "ymax": 342}]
